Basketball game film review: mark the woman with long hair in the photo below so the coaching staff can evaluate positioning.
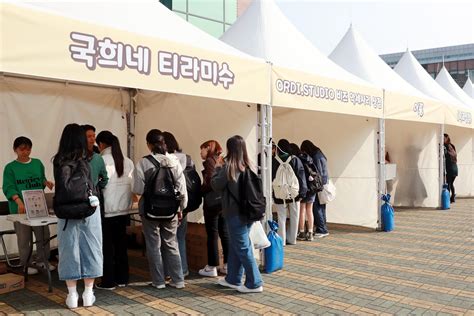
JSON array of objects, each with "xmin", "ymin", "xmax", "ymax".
[
  {"xmin": 95, "ymin": 131, "xmax": 134, "ymax": 290},
  {"xmin": 444, "ymin": 133, "xmax": 458, "ymax": 203},
  {"xmin": 211, "ymin": 135, "xmax": 263, "ymax": 293},
  {"xmin": 295, "ymin": 143, "xmax": 316, "ymax": 242},
  {"xmin": 132, "ymin": 129, "xmax": 187, "ymax": 289},
  {"xmin": 301, "ymin": 140, "xmax": 329, "ymax": 238},
  {"xmin": 53, "ymin": 124, "xmax": 103, "ymax": 309},
  {"xmin": 199, "ymin": 140, "xmax": 229, "ymax": 277}
]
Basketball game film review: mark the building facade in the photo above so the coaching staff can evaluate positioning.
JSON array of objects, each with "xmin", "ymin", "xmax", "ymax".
[
  {"xmin": 160, "ymin": 0, "xmax": 242, "ymax": 38},
  {"xmin": 380, "ymin": 44, "xmax": 474, "ymax": 88}
]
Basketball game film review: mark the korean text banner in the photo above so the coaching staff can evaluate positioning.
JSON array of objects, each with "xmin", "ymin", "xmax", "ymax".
[
  {"xmin": 0, "ymin": 3, "xmax": 270, "ymax": 104},
  {"xmin": 444, "ymin": 103, "xmax": 473, "ymax": 129},
  {"xmin": 384, "ymin": 90, "xmax": 445, "ymax": 124},
  {"xmin": 272, "ymin": 66, "xmax": 384, "ymax": 118}
]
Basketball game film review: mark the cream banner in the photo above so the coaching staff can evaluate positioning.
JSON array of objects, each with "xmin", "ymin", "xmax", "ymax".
[
  {"xmin": 1, "ymin": 3, "xmax": 270, "ymax": 104},
  {"xmin": 384, "ymin": 90, "xmax": 445, "ymax": 124},
  {"xmin": 272, "ymin": 66, "xmax": 384, "ymax": 118}
]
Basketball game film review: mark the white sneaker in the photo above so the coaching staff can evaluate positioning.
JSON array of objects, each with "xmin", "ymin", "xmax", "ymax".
[
  {"xmin": 65, "ymin": 292, "xmax": 79, "ymax": 309},
  {"xmin": 314, "ymin": 233, "xmax": 329, "ymax": 238},
  {"xmin": 151, "ymin": 283, "xmax": 166, "ymax": 289},
  {"xmin": 198, "ymin": 265, "xmax": 218, "ymax": 277},
  {"xmin": 35, "ymin": 262, "xmax": 56, "ymax": 271},
  {"xmin": 219, "ymin": 264, "xmax": 227, "ymax": 275},
  {"xmin": 237, "ymin": 285, "xmax": 263, "ymax": 293},
  {"xmin": 82, "ymin": 291, "xmax": 96, "ymax": 307},
  {"xmin": 27, "ymin": 267, "xmax": 39, "ymax": 275},
  {"xmin": 169, "ymin": 281, "xmax": 185, "ymax": 289},
  {"xmin": 217, "ymin": 278, "xmax": 239, "ymax": 289}
]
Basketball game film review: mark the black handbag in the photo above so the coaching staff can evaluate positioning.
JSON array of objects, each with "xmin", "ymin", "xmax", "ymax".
[{"xmin": 203, "ymin": 190, "xmax": 222, "ymax": 214}]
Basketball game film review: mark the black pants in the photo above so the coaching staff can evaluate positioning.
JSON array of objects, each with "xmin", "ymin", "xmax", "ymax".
[
  {"xmin": 101, "ymin": 215, "xmax": 129, "ymax": 287},
  {"xmin": 446, "ymin": 175, "xmax": 456, "ymax": 201},
  {"xmin": 204, "ymin": 211, "xmax": 229, "ymax": 266}
]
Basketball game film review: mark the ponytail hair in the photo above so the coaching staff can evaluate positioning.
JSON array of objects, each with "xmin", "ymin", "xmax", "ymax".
[
  {"xmin": 96, "ymin": 130, "xmax": 125, "ymax": 177},
  {"xmin": 146, "ymin": 129, "xmax": 166, "ymax": 155}
]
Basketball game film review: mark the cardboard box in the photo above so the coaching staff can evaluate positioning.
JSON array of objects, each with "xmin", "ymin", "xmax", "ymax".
[
  {"xmin": 0, "ymin": 262, "xmax": 7, "ymax": 275},
  {"xmin": 186, "ymin": 222, "xmax": 223, "ymax": 272},
  {"xmin": 0, "ymin": 273, "xmax": 24, "ymax": 294}
]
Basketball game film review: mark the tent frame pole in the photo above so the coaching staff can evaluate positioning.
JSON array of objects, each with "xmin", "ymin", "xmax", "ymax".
[
  {"xmin": 377, "ymin": 117, "xmax": 386, "ymax": 231},
  {"xmin": 439, "ymin": 124, "xmax": 445, "ymax": 208},
  {"xmin": 257, "ymin": 103, "xmax": 273, "ymax": 230},
  {"xmin": 128, "ymin": 89, "xmax": 137, "ymax": 161}
]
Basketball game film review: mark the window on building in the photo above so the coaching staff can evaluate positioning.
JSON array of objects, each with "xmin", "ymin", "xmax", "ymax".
[{"xmin": 166, "ymin": 0, "xmax": 238, "ymax": 38}]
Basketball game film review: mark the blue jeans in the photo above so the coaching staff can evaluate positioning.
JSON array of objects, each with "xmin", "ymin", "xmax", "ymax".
[
  {"xmin": 313, "ymin": 197, "xmax": 328, "ymax": 234},
  {"xmin": 176, "ymin": 214, "xmax": 188, "ymax": 274},
  {"xmin": 224, "ymin": 214, "xmax": 263, "ymax": 289}
]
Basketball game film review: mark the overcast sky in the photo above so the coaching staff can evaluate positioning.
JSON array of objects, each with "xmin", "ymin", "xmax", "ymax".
[{"xmin": 275, "ymin": 0, "xmax": 474, "ymax": 55}]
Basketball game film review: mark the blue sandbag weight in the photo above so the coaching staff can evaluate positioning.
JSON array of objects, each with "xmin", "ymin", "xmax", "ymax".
[
  {"xmin": 264, "ymin": 220, "xmax": 284, "ymax": 273},
  {"xmin": 381, "ymin": 194, "xmax": 394, "ymax": 232},
  {"xmin": 441, "ymin": 184, "xmax": 450, "ymax": 210}
]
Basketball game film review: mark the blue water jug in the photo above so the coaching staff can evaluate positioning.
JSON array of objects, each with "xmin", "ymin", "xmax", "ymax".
[
  {"xmin": 441, "ymin": 184, "xmax": 450, "ymax": 210},
  {"xmin": 381, "ymin": 194, "xmax": 394, "ymax": 232},
  {"xmin": 264, "ymin": 220, "xmax": 284, "ymax": 273}
]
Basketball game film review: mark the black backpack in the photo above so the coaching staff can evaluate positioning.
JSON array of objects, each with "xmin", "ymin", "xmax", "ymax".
[
  {"xmin": 229, "ymin": 167, "xmax": 266, "ymax": 223},
  {"xmin": 143, "ymin": 155, "xmax": 181, "ymax": 220},
  {"xmin": 53, "ymin": 159, "xmax": 96, "ymax": 225},
  {"xmin": 183, "ymin": 156, "xmax": 202, "ymax": 215},
  {"xmin": 300, "ymin": 154, "xmax": 324, "ymax": 194}
]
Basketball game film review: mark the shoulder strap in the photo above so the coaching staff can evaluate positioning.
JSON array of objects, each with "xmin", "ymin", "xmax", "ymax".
[{"xmin": 145, "ymin": 155, "xmax": 161, "ymax": 170}]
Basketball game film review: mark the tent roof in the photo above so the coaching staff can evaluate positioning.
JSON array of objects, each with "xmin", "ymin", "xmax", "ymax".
[
  {"xmin": 436, "ymin": 67, "xmax": 474, "ymax": 108},
  {"xmin": 220, "ymin": 0, "xmax": 370, "ymax": 86},
  {"xmin": 463, "ymin": 78, "xmax": 474, "ymax": 98},
  {"xmin": 19, "ymin": 0, "xmax": 255, "ymax": 60},
  {"xmin": 329, "ymin": 26, "xmax": 432, "ymax": 99},
  {"xmin": 394, "ymin": 50, "xmax": 469, "ymax": 109}
]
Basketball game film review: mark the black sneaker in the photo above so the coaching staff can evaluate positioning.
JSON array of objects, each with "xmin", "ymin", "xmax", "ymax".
[
  {"xmin": 95, "ymin": 283, "xmax": 116, "ymax": 290},
  {"xmin": 296, "ymin": 232, "xmax": 306, "ymax": 241}
]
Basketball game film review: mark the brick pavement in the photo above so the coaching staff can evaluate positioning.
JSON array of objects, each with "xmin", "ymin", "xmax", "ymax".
[{"xmin": 0, "ymin": 199, "xmax": 472, "ymax": 315}]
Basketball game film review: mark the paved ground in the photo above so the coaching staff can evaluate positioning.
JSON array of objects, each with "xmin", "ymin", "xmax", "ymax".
[{"xmin": 0, "ymin": 199, "xmax": 472, "ymax": 315}]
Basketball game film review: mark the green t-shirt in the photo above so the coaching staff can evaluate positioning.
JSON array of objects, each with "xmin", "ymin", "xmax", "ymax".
[
  {"xmin": 89, "ymin": 152, "xmax": 108, "ymax": 189},
  {"xmin": 2, "ymin": 158, "xmax": 46, "ymax": 214}
]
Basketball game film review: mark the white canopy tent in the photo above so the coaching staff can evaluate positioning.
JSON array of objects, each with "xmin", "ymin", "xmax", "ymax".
[
  {"xmin": 463, "ymin": 78, "xmax": 474, "ymax": 98},
  {"xmin": 221, "ymin": 0, "xmax": 384, "ymax": 228},
  {"xmin": 394, "ymin": 50, "xmax": 473, "ymax": 197},
  {"xmin": 436, "ymin": 67, "xmax": 474, "ymax": 109},
  {"xmin": 435, "ymin": 67, "xmax": 474, "ymax": 197},
  {"xmin": 330, "ymin": 26, "xmax": 445, "ymax": 208},
  {"xmin": 0, "ymin": 1, "xmax": 270, "ymax": 253}
]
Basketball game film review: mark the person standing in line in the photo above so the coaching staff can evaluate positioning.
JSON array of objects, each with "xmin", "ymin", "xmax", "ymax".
[
  {"xmin": 301, "ymin": 140, "xmax": 329, "ymax": 238},
  {"xmin": 212, "ymin": 135, "xmax": 263, "ymax": 293},
  {"xmin": 2, "ymin": 136, "xmax": 55, "ymax": 275},
  {"xmin": 53, "ymin": 124, "xmax": 103, "ymax": 309},
  {"xmin": 162, "ymin": 131, "xmax": 195, "ymax": 278},
  {"xmin": 199, "ymin": 140, "xmax": 229, "ymax": 277},
  {"xmin": 95, "ymin": 131, "xmax": 135, "ymax": 290},
  {"xmin": 296, "ymin": 145, "xmax": 316, "ymax": 242},
  {"xmin": 444, "ymin": 133, "xmax": 458, "ymax": 203},
  {"xmin": 272, "ymin": 139, "xmax": 307, "ymax": 245},
  {"xmin": 81, "ymin": 125, "xmax": 109, "ymax": 207},
  {"xmin": 132, "ymin": 129, "xmax": 187, "ymax": 289}
]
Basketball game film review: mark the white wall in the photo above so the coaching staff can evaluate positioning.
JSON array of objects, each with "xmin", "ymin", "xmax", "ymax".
[
  {"xmin": 135, "ymin": 92, "xmax": 258, "ymax": 223},
  {"xmin": 272, "ymin": 108, "xmax": 379, "ymax": 228},
  {"xmin": 385, "ymin": 120, "xmax": 440, "ymax": 207}
]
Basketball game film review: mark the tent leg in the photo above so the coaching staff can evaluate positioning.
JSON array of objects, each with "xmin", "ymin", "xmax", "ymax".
[
  {"xmin": 257, "ymin": 104, "xmax": 273, "ymax": 227},
  {"xmin": 439, "ymin": 124, "xmax": 445, "ymax": 208},
  {"xmin": 128, "ymin": 89, "xmax": 137, "ymax": 161},
  {"xmin": 377, "ymin": 118, "xmax": 386, "ymax": 231}
]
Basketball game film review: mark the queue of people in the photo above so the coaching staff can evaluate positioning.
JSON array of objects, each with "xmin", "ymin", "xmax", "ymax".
[{"xmin": 2, "ymin": 126, "xmax": 282, "ymax": 308}]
